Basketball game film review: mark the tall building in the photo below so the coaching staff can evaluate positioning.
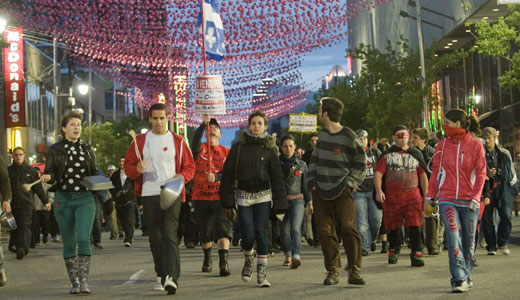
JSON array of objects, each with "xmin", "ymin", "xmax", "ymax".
[{"xmin": 347, "ymin": 0, "xmax": 519, "ymax": 153}]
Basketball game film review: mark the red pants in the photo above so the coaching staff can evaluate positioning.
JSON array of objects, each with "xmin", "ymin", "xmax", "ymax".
[{"xmin": 383, "ymin": 195, "xmax": 422, "ymax": 231}]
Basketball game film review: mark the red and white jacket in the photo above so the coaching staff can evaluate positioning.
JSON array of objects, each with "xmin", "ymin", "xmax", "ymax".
[
  {"xmin": 427, "ymin": 133, "xmax": 486, "ymax": 206},
  {"xmin": 124, "ymin": 130, "xmax": 195, "ymax": 202}
]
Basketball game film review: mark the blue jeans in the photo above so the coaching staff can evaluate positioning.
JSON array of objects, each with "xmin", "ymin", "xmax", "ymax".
[
  {"xmin": 278, "ymin": 198, "xmax": 305, "ymax": 259},
  {"xmin": 439, "ymin": 204, "xmax": 479, "ymax": 286},
  {"xmin": 238, "ymin": 202, "xmax": 271, "ymax": 256},
  {"xmin": 482, "ymin": 201, "xmax": 512, "ymax": 250},
  {"xmin": 354, "ymin": 192, "xmax": 382, "ymax": 252}
]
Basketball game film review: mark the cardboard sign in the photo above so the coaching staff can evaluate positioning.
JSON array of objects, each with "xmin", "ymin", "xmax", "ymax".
[
  {"xmin": 195, "ymin": 75, "xmax": 226, "ymax": 115},
  {"xmin": 289, "ymin": 113, "xmax": 317, "ymax": 133}
]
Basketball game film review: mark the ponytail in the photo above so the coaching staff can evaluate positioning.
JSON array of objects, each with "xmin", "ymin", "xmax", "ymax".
[{"xmin": 445, "ymin": 108, "xmax": 481, "ymax": 136}]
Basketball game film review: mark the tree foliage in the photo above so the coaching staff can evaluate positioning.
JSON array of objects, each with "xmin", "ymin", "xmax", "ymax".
[
  {"xmin": 473, "ymin": 4, "xmax": 520, "ymax": 88},
  {"xmin": 81, "ymin": 115, "xmax": 148, "ymax": 173},
  {"xmin": 309, "ymin": 38, "xmax": 465, "ymax": 139}
]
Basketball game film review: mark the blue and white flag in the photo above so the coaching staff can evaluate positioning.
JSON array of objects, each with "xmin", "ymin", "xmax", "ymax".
[{"xmin": 197, "ymin": 0, "xmax": 225, "ymax": 61}]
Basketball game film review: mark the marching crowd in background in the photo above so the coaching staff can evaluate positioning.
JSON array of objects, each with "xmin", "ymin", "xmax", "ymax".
[{"xmin": 1, "ymin": 98, "xmax": 520, "ymax": 295}]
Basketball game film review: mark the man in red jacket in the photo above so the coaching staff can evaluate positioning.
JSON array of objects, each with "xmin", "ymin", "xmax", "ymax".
[{"xmin": 125, "ymin": 103, "xmax": 195, "ymax": 295}]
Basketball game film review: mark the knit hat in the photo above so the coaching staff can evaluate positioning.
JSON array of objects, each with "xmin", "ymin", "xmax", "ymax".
[{"xmin": 392, "ymin": 125, "xmax": 408, "ymax": 135}]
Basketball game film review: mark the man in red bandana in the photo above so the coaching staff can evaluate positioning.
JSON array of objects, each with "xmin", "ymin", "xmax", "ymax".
[{"xmin": 374, "ymin": 125, "xmax": 429, "ymax": 267}]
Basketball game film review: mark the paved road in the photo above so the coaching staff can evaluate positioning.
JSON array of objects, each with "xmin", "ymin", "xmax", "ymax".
[{"xmin": 2, "ymin": 217, "xmax": 520, "ymax": 300}]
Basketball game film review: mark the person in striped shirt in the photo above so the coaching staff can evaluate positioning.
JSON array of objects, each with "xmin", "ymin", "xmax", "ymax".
[{"xmin": 307, "ymin": 97, "xmax": 367, "ymax": 286}]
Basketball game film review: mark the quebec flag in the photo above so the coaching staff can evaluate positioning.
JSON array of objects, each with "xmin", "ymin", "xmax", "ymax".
[{"xmin": 197, "ymin": 0, "xmax": 226, "ymax": 61}]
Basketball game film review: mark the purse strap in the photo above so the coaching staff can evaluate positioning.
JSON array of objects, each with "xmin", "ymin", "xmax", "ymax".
[{"xmin": 284, "ymin": 163, "xmax": 298, "ymax": 184}]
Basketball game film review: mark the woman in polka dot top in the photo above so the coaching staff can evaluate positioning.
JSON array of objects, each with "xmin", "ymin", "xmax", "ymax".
[{"xmin": 42, "ymin": 111, "xmax": 98, "ymax": 295}]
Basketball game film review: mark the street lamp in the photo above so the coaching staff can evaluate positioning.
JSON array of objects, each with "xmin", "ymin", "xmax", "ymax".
[
  {"xmin": 78, "ymin": 83, "xmax": 89, "ymax": 96},
  {"xmin": 0, "ymin": 17, "xmax": 6, "ymax": 33}
]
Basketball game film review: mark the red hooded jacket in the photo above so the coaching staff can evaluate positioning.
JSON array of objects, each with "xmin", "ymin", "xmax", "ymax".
[{"xmin": 124, "ymin": 130, "xmax": 195, "ymax": 202}]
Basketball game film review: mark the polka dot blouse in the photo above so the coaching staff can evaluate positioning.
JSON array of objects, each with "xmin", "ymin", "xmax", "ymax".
[{"xmin": 62, "ymin": 139, "xmax": 89, "ymax": 192}]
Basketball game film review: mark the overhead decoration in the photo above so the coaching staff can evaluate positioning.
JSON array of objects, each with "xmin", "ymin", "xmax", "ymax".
[{"xmin": 12, "ymin": 0, "xmax": 391, "ymax": 128}]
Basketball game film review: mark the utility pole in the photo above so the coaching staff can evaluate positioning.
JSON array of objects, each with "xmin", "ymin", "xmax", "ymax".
[
  {"xmin": 53, "ymin": 37, "xmax": 59, "ymax": 143},
  {"xmin": 416, "ymin": 0, "xmax": 429, "ymax": 129}
]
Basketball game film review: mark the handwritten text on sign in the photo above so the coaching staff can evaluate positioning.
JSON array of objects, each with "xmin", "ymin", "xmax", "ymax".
[
  {"xmin": 289, "ymin": 113, "xmax": 317, "ymax": 133},
  {"xmin": 195, "ymin": 75, "xmax": 226, "ymax": 115}
]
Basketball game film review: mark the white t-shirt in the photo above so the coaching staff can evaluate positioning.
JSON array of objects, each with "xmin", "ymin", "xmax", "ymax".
[
  {"xmin": 141, "ymin": 131, "xmax": 176, "ymax": 196},
  {"xmin": 120, "ymin": 169, "xmax": 127, "ymax": 186}
]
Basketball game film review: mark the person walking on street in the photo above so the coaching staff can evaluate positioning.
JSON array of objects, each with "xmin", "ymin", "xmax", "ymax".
[
  {"xmin": 306, "ymin": 97, "xmax": 367, "ymax": 286},
  {"xmin": 8, "ymin": 147, "xmax": 50, "ymax": 260},
  {"xmin": 0, "ymin": 155, "xmax": 12, "ymax": 286},
  {"xmin": 110, "ymin": 157, "xmax": 136, "ymax": 247},
  {"xmin": 374, "ymin": 125, "xmax": 429, "ymax": 267},
  {"xmin": 41, "ymin": 111, "xmax": 98, "ymax": 294},
  {"xmin": 220, "ymin": 110, "xmax": 287, "ymax": 288},
  {"xmin": 481, "ymin": 127, "xmax": 519, "ymax": 256},
  {"xmin": 124, "ymin": 103, "xmax": 195, "ymax": 295},
  {"xmin": 426, "ymin": 109, "xmax": 486, "ymax": 293},
  {"xmin": 191, "ymin": 114, "xmax": 232, "ymax": 276},
  {"xmin": 278, "ymin": 134, "xmax": 312, "ymax": 269},
  {"xmin": 411, "ymin": 128, "xmax": 441, "ymax": 255},
  {"xmin": 302, "ymin": 133, "xmax": 319, "ymax": 247}
]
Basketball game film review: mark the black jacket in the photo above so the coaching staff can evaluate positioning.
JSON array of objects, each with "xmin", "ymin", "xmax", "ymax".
[
  {"xmin": 8, "ymin": 161, "xmax": 48, "ymax": 208},
  {"xmin": 220, "ymin": 131, "xmax": 287, "ymax": 214},
  {"xmin": 44, "ymin": 139, "xmax": 98, "ymax": 192},
  {"xmin": 109, "ymin": 169, "xmax": 135, "ymax": 207},
  {"xmin": 0, "ymin": 156, "xmax": 12, "ymax": 203}
]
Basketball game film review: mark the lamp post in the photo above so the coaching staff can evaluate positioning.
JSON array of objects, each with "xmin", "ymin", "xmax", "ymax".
[
  {"xmin": 0, "ymin": 16, "xmax": 6, "ymax": 159},
  {"xmin": 78, "ymin": 78, "xmax": 91, "ymax": 144}
]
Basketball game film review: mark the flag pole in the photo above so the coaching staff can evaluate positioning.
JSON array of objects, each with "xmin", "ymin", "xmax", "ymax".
[{"xmin": 201, "ymin": 0, "xmax": 207, "ymax": 75}]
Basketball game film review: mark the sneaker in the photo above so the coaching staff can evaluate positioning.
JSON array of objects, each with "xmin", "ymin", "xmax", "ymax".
[
  {"xmin": 241, "ymin": 252, "xmax": 254, "ymax": 282},
  {"xmin": 487, "ymin": 250, "xmax": 497, "ymax": 255},
  {"xmin": 124, "ymin": 242, "xmax": 131, "ymax": 247},
  {"xmin": 256, "ymin": 264, "xmax": 271, "ymax": 287},
  {"xmin": 153, "ymin": 277, "xmax": 164, "ymax": 291},
  {"xmin": 290, "ymin": 258, "xmax": 301, "ymax": 269},
  {"xmin": 323, "ymin": 271, "xmax": 339, "ymax": 285},
  {"xmin": 362, "ymin": 250, "xmax": 369, "ymax": 256},
  {"xmin": 93, "ymin": 244, "xmax": 103, "ymax": 250},
  {"xmin": 370, "ymin": 242, "xmax": 376, "ymax": 252},
  {"xmin": 347, "ymin": 266, "xmax": 366, "ymax": 285},
  {"xmin": 452, "ymin": 280, "xmax": 469, "ymax": 293},
  {"xmin": 388, "ymin": 250, "xmax": 400, "ymax": 264},
  {"xmin": 0, "ymin": 269, "xmax": 7, "ymax": 286},
  {"xmin": 500, "ymin": 246, "xmax": 511, "ymax": 255},
  {"xmin": 468, "ymin": 279, "xmax": 474, "ymax": 288},
  {"xmin": 410, "ymin": 252, "xmax": 425, "ymax": 267},
  {"xmin": 163, "ymin": 276, "xmax": 177, "ymax": 295}
]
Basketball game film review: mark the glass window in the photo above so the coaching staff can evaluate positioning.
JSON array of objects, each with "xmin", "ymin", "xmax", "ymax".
[{"xmin": 26, "ymin": 82, "xmax": 41, "ymax": 130}]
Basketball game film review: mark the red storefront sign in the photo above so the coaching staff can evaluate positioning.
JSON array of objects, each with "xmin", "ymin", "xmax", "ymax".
[{"xmin": 4, "ymin": 27, "xmax": 25, "ymax": 127}]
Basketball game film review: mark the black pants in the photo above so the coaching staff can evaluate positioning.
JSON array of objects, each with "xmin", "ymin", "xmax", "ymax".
[
  {"xmin": 10, "ymin": 206, "xmax": 33, "ymax": 252},
  {"xmin": 142, "ymin": 195, "xmax": 181, "ymax": 283},
  {"xmin": 91, "ymin": 198, "xmax": 103, "ymax": 245},
  {"xmin": 178, "ymin": 200, "xmax": 198, "ymax": 245},
  {"xmin": 116, "ymin": 203, "xmax": 136, "ymax": 243},
  {"xmin": 32, "ymin": 210, "xmax": 50, "ymax": 244}
]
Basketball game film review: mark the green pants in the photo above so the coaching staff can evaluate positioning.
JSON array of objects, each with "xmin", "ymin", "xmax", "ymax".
[{"xmin": 54, "ymin": 191, "xmax": 95, "ymax": 258}]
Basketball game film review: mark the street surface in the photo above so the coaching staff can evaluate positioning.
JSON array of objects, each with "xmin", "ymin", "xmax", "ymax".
[{"xmin": 2, "ymin": 217, "xmax": 520, "ymax": 300}]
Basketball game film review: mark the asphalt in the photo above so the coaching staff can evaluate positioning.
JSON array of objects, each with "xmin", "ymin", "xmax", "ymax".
[{"xmin": 1, "ymin": 216, "xmax": 520, "ymax": 300}]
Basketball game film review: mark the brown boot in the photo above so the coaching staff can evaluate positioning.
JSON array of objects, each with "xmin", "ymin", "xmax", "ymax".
[{"xmin": 347, "ymin": 266, "xmax": 366, "ymax": 285}]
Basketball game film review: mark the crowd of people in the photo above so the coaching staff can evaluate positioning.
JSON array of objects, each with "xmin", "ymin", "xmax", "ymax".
[{"xmin": 1, "ymin": 99, "xmax": 519, "ymax": 295}]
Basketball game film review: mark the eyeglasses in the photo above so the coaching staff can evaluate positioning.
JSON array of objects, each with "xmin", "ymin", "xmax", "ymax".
[{"xmin": 396, "ymin": 132, "xmax": 409, "ymax": 139}]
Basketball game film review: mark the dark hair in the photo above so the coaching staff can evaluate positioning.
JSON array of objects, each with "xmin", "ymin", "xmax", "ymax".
[
  {"xmin": 445, "ymin": 109, "xmax": 481, "ymax": 136},
  {"xmin": 149, "ymin": 103, "xmax": 169, "ymax": 116},
  {"xmin": 411, "ymin": 128, "xmax": 429, "ymax": 141},
  {"xmin": 120, "ymin": 156, "xmax": 125, "ymax": 159},
  {"xmin": 310, "ymin": 132, "xmax": 318, "ymax": 139},
  {"xmin": 60, "ymin": 111, "xmax": 84, "ymax": 139},
  {"xmin": 248, "ymin": 110, "xmax": 268, "ymax": 126},
  {"xmin": 320, "ymin": 97, "xmax": 344, "ymax": 122},
  {"xmin": 281, "ymin": 134, "xmax": 295, "ymax": 146},
  {"xmin": 12, "ymin": 147, "xmax": 25, "ymax": 153}
]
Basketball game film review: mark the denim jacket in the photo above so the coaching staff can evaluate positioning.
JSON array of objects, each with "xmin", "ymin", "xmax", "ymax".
[{"xmin": 281, "ymin": 155, "xmax": 312, "ymax": 205}]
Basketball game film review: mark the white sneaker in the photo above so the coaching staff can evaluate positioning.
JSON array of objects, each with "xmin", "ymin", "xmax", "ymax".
[
  {"xmin": 487, "ymin": 250, "xmax": 497, "ymax": 255},
  {"xmin": 452, "ymin": 280, "xmax": 469, "ymax": 293},
  {"xmin": 163, "ymin": 276, "xmax": 177, "ymax": 295},
  {"xmin": 500, "ymin": 246, "xmax": 511, "ymax": 255},
  {"xmin": 153, "ymin": 277, "xmax": 164, "ymax": 291}
]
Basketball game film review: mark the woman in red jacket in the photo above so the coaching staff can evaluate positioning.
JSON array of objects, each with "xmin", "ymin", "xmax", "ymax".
[{"xmin": 425, "ymin": 109, "xmax": 486, "ymax": 293}]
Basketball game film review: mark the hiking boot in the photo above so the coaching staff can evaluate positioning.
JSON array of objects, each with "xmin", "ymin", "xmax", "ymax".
[
  {"xmin": 218, "ymin": 250, "xmax": 230, "ymax": 276},
  {"xmin": 323, "ymin": 271, "xmax": 339, "ymax": 285},
  {"xmin": 452, "ymin": 280, "xmax": 469, "ymax": 293},
  {"xmin": 202, "ymin": 248, "xmax": 213, "ymax": 272},
  {"xmin": 388, "ymin": 249, "xmax": 400, "ymax": 264},
  {"xmin": 347, "ymin": 266, "xmax": 366, "ymax": 285},
  {"xmin": 241, "ymin": 251, "xmax": 254, "ymax": 282},
  {"xmin": 256, "ymin": 264, "xmax": 271, "ymax": 287},
  {"xmin": 290, "ymin": 258, "xmax": 301, "ymax": 269},
  {"xmin": 381, "ymin": 241, "xmax": 389, "ymax": 253},
  {"xmin": 410, "ymin": 252, "xmax": 425, "ymax": 267}
]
